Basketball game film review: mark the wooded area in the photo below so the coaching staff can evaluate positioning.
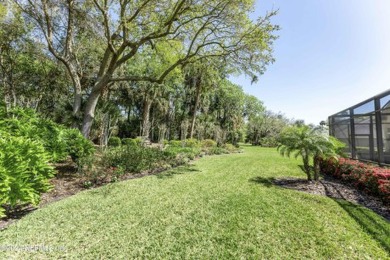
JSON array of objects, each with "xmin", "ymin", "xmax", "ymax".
[{"xmin": 0, "ymin": 1, "xmax": 294, "ymax": 146}]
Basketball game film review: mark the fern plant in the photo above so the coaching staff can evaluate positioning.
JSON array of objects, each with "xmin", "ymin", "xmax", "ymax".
[{"xmin": 0, "ymin": 135, "xmax": 55, "ymax": 215}]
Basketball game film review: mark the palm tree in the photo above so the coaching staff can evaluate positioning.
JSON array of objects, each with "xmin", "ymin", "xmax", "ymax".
[{"xmin": 277, "ymin": 125, "xmax": 342, "ymax": 181}]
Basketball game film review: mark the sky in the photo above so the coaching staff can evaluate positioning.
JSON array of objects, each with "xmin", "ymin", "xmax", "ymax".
[{"xmin": 230, "ymin": 0, "xmax": 390, "ymax": 125}]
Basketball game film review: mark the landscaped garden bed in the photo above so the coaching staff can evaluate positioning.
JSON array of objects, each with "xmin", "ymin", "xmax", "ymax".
[
  {"xmin": 273, "ymin": 176, "xmax": 390, "ymax": 221},
  {"xmin": 1, "ymin": 146, "xmax": 388, "ymax": 259},
  {"xmin": 319, "ymin": 157, "xmax": 390, "ymax": 203}
]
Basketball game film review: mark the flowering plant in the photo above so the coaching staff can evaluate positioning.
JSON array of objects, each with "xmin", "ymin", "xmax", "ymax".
[{"xmin": 319, "ymin": 158, "xmax": 390, "ymax": 203}]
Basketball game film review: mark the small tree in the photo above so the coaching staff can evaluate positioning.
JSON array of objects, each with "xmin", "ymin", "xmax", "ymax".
[{"xmin": 277, "ymin": 125, "xmax": 343, "ymax": 181}]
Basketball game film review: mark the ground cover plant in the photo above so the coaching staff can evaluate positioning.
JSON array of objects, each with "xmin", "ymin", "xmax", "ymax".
[{"xmin": 0, "ymin": 146, "xmax": 388, "ymax": 258}]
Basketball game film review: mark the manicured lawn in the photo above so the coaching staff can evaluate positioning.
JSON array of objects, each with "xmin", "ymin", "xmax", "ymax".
[{"xmin": 0, "ymin": 146, "xmax": 389, "ymax": 258}]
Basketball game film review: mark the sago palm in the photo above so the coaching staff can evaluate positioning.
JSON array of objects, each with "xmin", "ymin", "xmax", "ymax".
[{"xmin": 277, "ymin": 125, "xmax": 341, "ymax": 181}]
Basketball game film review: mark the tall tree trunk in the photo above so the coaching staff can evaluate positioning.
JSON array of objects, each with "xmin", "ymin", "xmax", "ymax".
[
  {"xmin": 67, "ymin": 64, "xmax": 82, "ymax": 118},
  {"xmin": 100, "ymin": 113, "xmax": 110, "ymax": 146},
  {"xmin": 81, "ymin": 89, "xmax": 101, "ymax": 138},
  {"xmin": 72, "ymin": 88, "xmax": 82, "ymax": 117},
  {"xmin": 141, "ymin": 99, "xmax": 152, "ymax": 138},
  {"xmin": 189, "ymin": 77, "xmax": 201, "ymax": 139},
  {"xmin": 81, "ymin": 76, "xmax": 111, "ymax": 138}
]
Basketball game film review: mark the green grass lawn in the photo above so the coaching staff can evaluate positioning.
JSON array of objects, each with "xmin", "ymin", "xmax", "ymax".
[{"xmin": 1, "ymin": 146, "xmax": 389, "ymax": 259}]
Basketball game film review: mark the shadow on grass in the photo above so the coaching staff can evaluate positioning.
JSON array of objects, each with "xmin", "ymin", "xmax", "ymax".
[
  {"xmin": 334, "ymin": 199, "xmax": 390, "ymax": 253},
  {"xmin": 1, "ymin": 205, "xmax": 37, "ymax": 231},
  {"xmin": 248, "ymin": 176, "xmax": 275, "ymax": 187},
  {"xmin": 249, "ymin": 176, "xmax": 390, "ymax": 253},
  {"xmin": 322, "ymin": 182, "xmax": 390, "ymax": 254},
  {"xmin": 156, "ymin": 164, "xmax": 200, "ymax": 179}
]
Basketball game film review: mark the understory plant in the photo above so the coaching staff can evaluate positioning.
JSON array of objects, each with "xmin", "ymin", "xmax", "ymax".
[
  {"xmin": 102, "ymin": 145, "xmax": 176, "ymax": 173},
  {"xmin": 62, "ymin": 128, "xmax": 95, "ymax": 165}
]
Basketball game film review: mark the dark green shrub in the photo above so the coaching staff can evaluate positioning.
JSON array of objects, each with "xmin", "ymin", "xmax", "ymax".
[
  {"xmin": 62, "ymin": 128, "xmax": 95, "ymax": 163},
  {"xmin": 209, "ymin": 146, "xmax": 228, "ymax": 155},
  {"xmin": 108, "ymin": 137, "xmax": 121, "ymax": 147},
  {"xmin": 0, "ymin": 135, "xmax": 55, "ymax": 216}
]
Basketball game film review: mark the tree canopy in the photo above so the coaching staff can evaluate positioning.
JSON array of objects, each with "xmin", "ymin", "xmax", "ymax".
[{"xmin": 0, "ymin": 0, "xmax": 291, "ymax": 146}]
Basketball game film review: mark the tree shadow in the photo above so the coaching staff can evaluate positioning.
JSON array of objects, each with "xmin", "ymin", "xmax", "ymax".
[
  {"xmin": 249, "ymin": 175, "xmax": 390, "ymax": 253},
  {"xmin": 156, "ymin": 164, "xmax": 200, "ymax": 179},
  {"xmin": 1, "ymin": 205, "xmax": 37, "ymax": 231},
  {"xmin": 335, "ymin": 199, "xmax": 390, "ymax": 253},
  {"xmin": 248, "ymin": 176, "xmax": 275, "ymax": 187},
  {"xmin": 53, "ymin": 161, "xmax": 78, "ymax": 180},
  {"xmin": 322, "ymin": 184, "xmax": 390, "ymax": 253}
]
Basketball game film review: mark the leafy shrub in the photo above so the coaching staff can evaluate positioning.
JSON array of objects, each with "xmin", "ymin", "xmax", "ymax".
[
  {"xmin": 0, "ymin": 135, "xmax": 55, "ymax": 215},
  {"xmin": 122, "ymin": 138, "xmax": 138, "ymax": 146},
  {"xmin": 38, "ymin": 119, "xmax": 69, "ymax": 161},
  {"xmin": 62, "ymin": 128, "xmax": 95, "ymax": 163},
  {"xmin": 209, "ymin": 146, "xmax": 228, "ymax": 155},
  {"xmin": 101, "ymin": 142, "xmax": 205, "ymax": 174},
  {"xmin": 108, "ymin": 137, "xmax": 121, "ymax": 147},
  {"xmin": 0, "ymin": 107, "xmax": 94, "ymax": 164},
  {"xmin": 169, "ymin": 140, "xmax": 183, "ymax": 147},
  {"xmin": 165, "ymin": 146, "xmax": 202, "ymax": 161},
  {"xmin": 0, "ymin": 108, "xmax": 68, "ymax": 162},
  {"xmin": 184, "ymin": 138, "xmax": 200, "ymax": 148},
  {"xmin": 201, "ymin": 139, "xmax": 217, "ymax": 148},
  {"xmin": 102, "ymin": 145, "xmax": 175, "ymax": 173},
  {"xmin": 319, "ymin": 158, "xmax": 390, "ymax": 202},
  {"xmin": 0, "ymin": 108, "xmax": 96, "ymax": 215},
  {"xmin": 223, "ymin": 143, "xmax": 240, "ymax": 153}
]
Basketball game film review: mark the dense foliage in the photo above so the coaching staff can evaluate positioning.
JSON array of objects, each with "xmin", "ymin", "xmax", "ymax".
[
  {"xmin": 319, "ymin": 158, "xmax": 390, "ymax": 202},
  {"xmin": 0, "ymin": 135, "xmax": 55, "ymax": 217},
  {"xmin": 62, "ymin": 129, "xmax": 96, "ymax": 164},
  {"xmin": 0, "ymin": 108, "xmax": 95, "ymax": 163},
  {"xmin": 0, "ymin": 1, "xmax": 293, "ymax": 146},
  {"xmin": 0, "ymin": 108, "xmax": 94, "ymax": 217}
]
